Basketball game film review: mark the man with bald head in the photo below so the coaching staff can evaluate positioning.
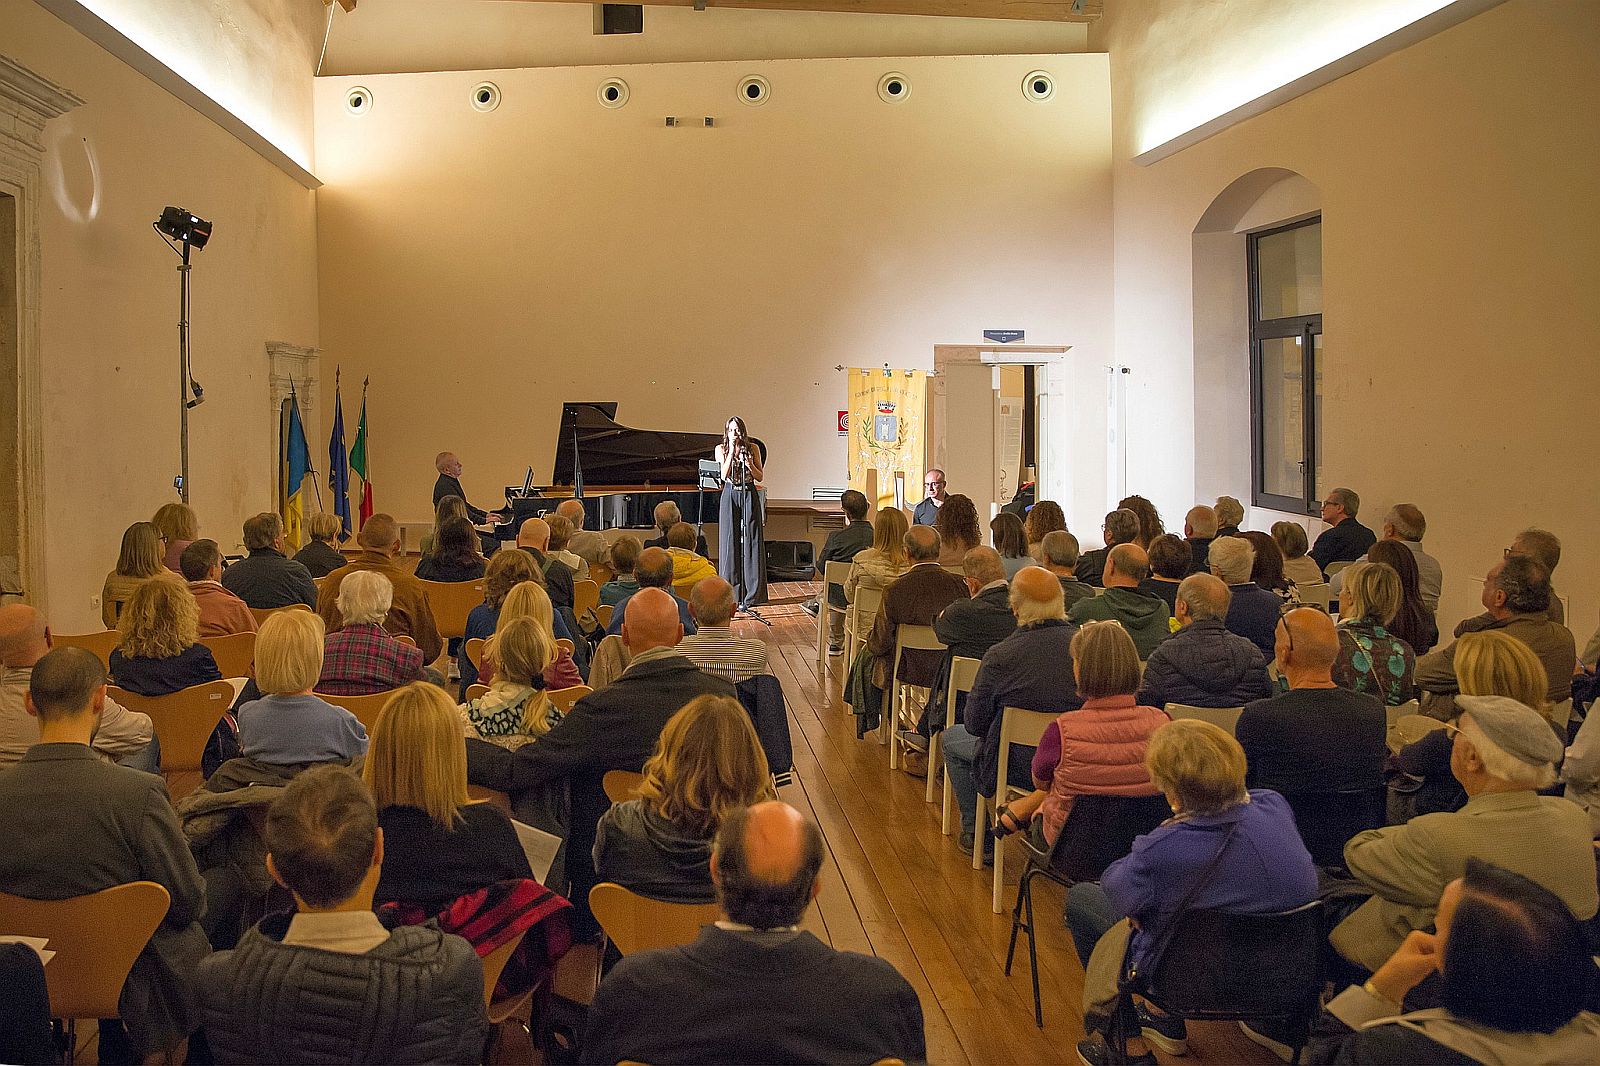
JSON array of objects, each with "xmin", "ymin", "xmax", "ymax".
[
  {"xmin": 1235, "ymin": 608, "xmax": 1386, "ymax": 829},
  {"xmin": 583, "ymin": 801, "xmax": 925, "ymax": 1065},
  {"xmin": 605, "ymin": 546, "xmax": 697, "ymax": 637},
  {"xmin": 432, "ymin": 450, "xmax": 499, "ymax": 525},
  {"xmin": 944, "ymin": 567, "xmax": 1084, "ymax": 857},
  {"xmin": 0, "ymin": 604, "xmax": 154, "ymax": 771},
  {"xmin": 917, "ymin": 547, "xmax": 1017, "ymax": 760},
  {"xmin": 1183, "ymin": 504, "xmax": 1219, "ymax": 576},
  {"xmin": 1136, "ymin": 574, "xmax": 1273, "ymax": 710},
  {"xmin": 677, "ymin": 577, "xmax": 769, "ymax": 683},
  {"xmin": 467, "ymin": 586, "xmax": 732, "ymax": 931},
  {"xmin": 1066, "ymin": 543, "xmax": 1171, "ymax": 659},
  {"xmin": 555, "ymin": 498, "xmax": 608, "ymax": 566},
  {"xmin": 316, "ymin": 513, "xmax": 443, "ymax": 662},
  {"xmin": 516, "ymin": 516, "xmax": 575, "ymax": 612}
]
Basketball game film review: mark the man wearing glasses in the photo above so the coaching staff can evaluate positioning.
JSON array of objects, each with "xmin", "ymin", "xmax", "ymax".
[
  {"xmin": 1309, "ymin": 486, "xmax": 1377, "ymax": 576},
  {"xmin": 912, "ymin": 470, "xmax": 948, "ymax": 527}
]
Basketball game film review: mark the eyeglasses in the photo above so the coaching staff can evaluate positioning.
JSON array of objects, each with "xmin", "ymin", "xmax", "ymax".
[
  {"xmin": 925, "ymin": 481, "xmax": 944, "ymax": 489},
  {"xmin": 1320, "ymin": 500, "xmax": 1338, "ymax": 509},
  {"xmin": 1442, "ymin": 721, "xmax": 1464, "ymax": 741}
]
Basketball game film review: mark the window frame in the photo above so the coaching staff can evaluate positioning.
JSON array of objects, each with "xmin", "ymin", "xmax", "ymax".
[{"xmin": 1247, "ymin": 216, "xmax": 1323, "ymax": 516}]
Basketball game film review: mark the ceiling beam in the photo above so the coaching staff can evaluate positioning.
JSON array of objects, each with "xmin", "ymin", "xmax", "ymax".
[{"xmin": 488, "ymin": 0, "xmax": 1101, "ymax": 23}]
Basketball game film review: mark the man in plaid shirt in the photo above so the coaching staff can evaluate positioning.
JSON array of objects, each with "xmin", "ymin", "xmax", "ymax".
[{"xmin": 319, "ymin": 571, "xmax": 428, "ymax": 695}]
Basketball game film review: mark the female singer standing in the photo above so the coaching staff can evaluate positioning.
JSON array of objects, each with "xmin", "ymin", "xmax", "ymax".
[{"xmin": 715, "ymin": 416, "xmax": 766, "ymax": 610}]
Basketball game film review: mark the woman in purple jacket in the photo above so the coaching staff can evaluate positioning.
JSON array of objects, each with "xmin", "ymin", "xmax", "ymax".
[{"xmin": 1070, "ymin": 719, "xmax": 1318, "ymax": 1066}]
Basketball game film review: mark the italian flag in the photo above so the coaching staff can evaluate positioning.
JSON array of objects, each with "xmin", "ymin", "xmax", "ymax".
[{"xmin": 349, "ymin": 380, "xmax": 373, "ymax": 524}]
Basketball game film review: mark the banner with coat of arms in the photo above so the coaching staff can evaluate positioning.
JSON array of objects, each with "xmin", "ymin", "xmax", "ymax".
[{"xmin": 847, "ymin": 368, "xmax": 927, "ymax": 513}]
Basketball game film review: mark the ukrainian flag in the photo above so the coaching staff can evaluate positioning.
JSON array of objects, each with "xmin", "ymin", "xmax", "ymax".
[{"xmin": 284, "ymin": 380, "xmax": 314, "ymax": 551}]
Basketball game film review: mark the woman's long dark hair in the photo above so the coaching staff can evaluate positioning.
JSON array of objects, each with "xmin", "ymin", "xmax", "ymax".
[
  {"xmin": 1368, "ymin": 539, "xmax": 1438, "ymax": 652},
  {"xmin": 935, "ymin": 494, "xmax": 981, "ymax": 553},
  {"xmin": 990, "ymin": 513, "xmax": 1027, "ymax": 559},
  {"xmin": 432, "ymin": 516, "xmax": 483, "ymax": 569},
  {"xmin": 1240, "ymin": 530, "xmax": 1287, "ymax": 591}
]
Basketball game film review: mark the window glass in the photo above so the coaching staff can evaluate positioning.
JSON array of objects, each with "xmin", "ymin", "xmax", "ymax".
[
  {"xmin": 1258, "ymin": 336, "xmax": 1306, "ymax": 500},
  {"xmin": 1256, "ymin": 222, "xmax": 1322, "ymax": 319}
]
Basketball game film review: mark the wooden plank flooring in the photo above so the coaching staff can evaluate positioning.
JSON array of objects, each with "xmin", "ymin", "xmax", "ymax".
[{"xmin": 752, "ymin": 582, "xmax": 1276, "ymax": 1066}]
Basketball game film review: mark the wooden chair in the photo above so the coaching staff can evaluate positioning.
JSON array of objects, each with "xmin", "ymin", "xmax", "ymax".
[
  {"xmin": 51, "ymin": 630, "xmax": 120, "ymax": 670},
  {"xmin": 844, "ymin": 583, "xmax": 883, "ymax": 679},
  {"xmin": 885, "ymin": 625, "xmax": 946, "ymax": 769},
  {"xmin": 318, "ymin": 689, "xmax": 400, "ymax": 733},
  {"xmin": 1167, "ymin": 703, "xmax": 1245, "ymax": 735},
  {"xmin": 109, "ymin": 681, "xmax": 234, "ymax": 792},
  {"xmin": 465, "ymin": 637, "xmax": 485, "ymax": 670},
  {"xmin": 200, "ymin": 631, "xmax": 255, "ymax": 679},
  {"xmin": 1297, "ymin": 582, "xmax": 1332, "ymax": 612},
  {"xmin": 556, "ymin": 637, "xmax": 575, "ymax": 655},
  {"xmin": 1391, "ymin": 713, "xmax": 1447, "ymax": 751},
  {"xmin": 603, "ymin": 769, "xmax": 645, "ymax": 803},
  {"xmin": 572, "ymin": 580, "xmax": 600, "ymax": 626},
  {"xmin": 588, "ymin": 561, "xmax": 614, "ymax": 587},
  {"xmin": 1551, "ymin": 698, "xmax": 1576, "ymax": 731},
  {"xmin": 588, "ymin": 882, "xmax": 719, "ymax": 956},
  {"xmin": 979, "ymin": 706, "xmax": 1057, "ymax": 913},
  {"xmin": 1384, "ymin": 699, "xmax": 1421, "ymax": 730},
  {"xmin": 248, "ymin": 603, "xmax": 311, "ymax": 626},
  {"xmin": 467, "ymin": 782, "xmax": 511, "ymax": 815},
  {"xmin": 0, "ymin": 881, "xmax": 170, "ymax": 1055},
  {"xmin": 418, "ymin": 579, "xmax": 486, "ymax": 641},
  {"xmin": 814, "ymin": 560, "xmax": 852, "ymax": 667},
  {"xmin": 480, "ymin": 928, "xmax": 538, "ymax": 1024},
  {"xmin": 395, "ymin": 634, "xmax": 417, "ymax": 647},
  {"xmin": 465, "ymin": 683, "xmax": 490, "ymax": 701},
  {"xmin": 550, "ymin": 685, "xmax": 592, "ymax": 713},
  {"xmin": 595, "ymin": 604, "xmax": 614, "ymax": 631},
  {"xmin": 1323, "ymin": 561, "xmax": 1353, "ymax": 580},
  {"xmin": 939, "ymin": 656, "xmax": 983, "ymax": 827}
]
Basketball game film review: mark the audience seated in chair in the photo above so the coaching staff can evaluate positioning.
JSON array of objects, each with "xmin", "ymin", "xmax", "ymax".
[
  {"xmin": 943, "ymin": 568, "xmax": 1082, "ymax": 860},
  {"xmin": 239, "ymin": 609, "xmax": 368, "ymax": 766},
  {"xmin": 1366, "ymin": 538, "xmax": 1440, "ymax": 655},
  {"xmin": 1240, "ymin": 529, "xmax": 1302, "ymax": 608},
  {"xmin": 606, "ymin": 547, "xmax": 698, "ymax": 637},
  {"xmin": 600, "ymin": 534, "xmax": 643, "ymax": 607},
  {"xmin": 933, "ymin": 493, "xmax": 982, "ymax": 566},
  {"xmin": 1309, "ymin": 486, "xmax": 1377, "ymax": 576},
  {"xmin": 110, "ymin": 577, "xmax": 223, "ymax": 695},
  {"xmin": 1039, "ymin": 529, "xmax": 1096, "ymax": 610},
  {"xmin": 1117, "ymin": 494, "xmax": 1165, "ymax": 550},
  {"xmin": 1136, "ymin": 574, "xmax": 1272, "ymax": 710},
  {"xmin": 593, "ymin": 694, "xmax": 775, "ymax": 903},
  {"xmin": 292, "ymin": 510, "xmax": 348, "ymax": 579},
  {"xmin": 317, "ymin": 513, "xmax": 444, "ymax": 662},
  {"xmin": 459, "ymin": 548, "xmax": 541, "ymax": 692},
  {"xmin": 317, "ymin": 570, "xmax": 427, "ymax": 695},
  {"xmin": 413, "ymin": 514, "xmax": 487, "ymax": 583},
  {"xmin": 1067, "ymin": 543, "xmax": 1171, "ymax": 659},
  {"xmin": 1023, "ymin": 499, "xmax": 1067, "ymax": 561},
  {"xmin": 196, "ymin": 765, "xmax": 487, "ymax": 1064},
  {"xmin": 546, "ymin": 512, "xmax": 592, "ymax": 583},
  {"xmin": 461, "ymin": 617, "xmax": 561, "ymax": 751},
  {"xmin": 1206, "ymin": 536, "xmax": 1282, "ymax": 660},
  {"xmin": 220, "ymin": 512, "xmax": 319, "ymax": 610},
  {"xmin": 102, "ymin": 521, "xmax": 167, "ymax": 629},
  {"xmin": 153, "ymin": 501, "xmax": 200, "ymax": 575},
  {"xmin": 664, "ymin": 521, "xmax": 717, "ymax": 599},
  {"xmin": 582, "ymin": 801, "xmax": 926, "ymax": 1065},
  {"xmin": 802, "ymin": 488, "xmax": 873, "ymax": 644},
  {"xmin": 0, "ymin": 604, "xmax": 155, "ymax": 772},
  {"xmin": 180, "ymin": 538, "xmax": 256, "ymax": 638},
  {"xmin": 476, "ymin": 580, "xmax": 581, "ymax": 690},
  {"xmin": 0, "ymin": 647, "xmax": 210, "ymax": 1062},
  {"xmin": 516, "ymin": 517, "xmax": 576, "ymax": 612},
  {"xmin": 1181, "ymin": 505, "xmax": 1218, "ymax": 577},
  {"xmin": 991, "ymin": 512, "xmax": 1033, "ymax": 580},
  {"xmin": 1069, "ymin": 719, "xmax": 1317, "ymax": 1066},
  {"xmin": 1456, "ymin": 527, "xmax": 1566, "ymax": 631},
  {"xmin": 921, "ymin": 547, "xmax": 1018, "ymax": 748},
  {"xmin": 1077, "ymin": 508, "xmax": 1141, "ymax": 588},
  {"xmin": 1331, "ymin": 562, "xmax": 1418, "ymax": 705},
  {"xmin": 1272, "ymin": 521, "xmax": 1325, "ymax": 590},
  {"xmin": 1309, "ymin": 860, "xmax": 1600, "ymax": 1063},
  {"xmin": 676, "ymin": 577, "xmax": 771, "ymax": 683},
  {"xmin": 1327, "ymin": 503, "xmax": 1443, "ymax": 612},
  {"xmin": 992, "ymin": 620, "xmax": 1168, "ymax": 851},
  {"xmin": 1212, "ymin": 495, "xmax": 1244, "ymax": 539},
  {"xmin": 844, "ymin": 506, "xmax": 911, "ymax": 605},
  {"xmin": 1329, "ymin": 694, "xmax": 1597, "ymax": 974},
  {"xmin": 1136, "ymin": 533, "xmax": 1190, "ymax": 614},
  {"xmin": 1415, "ymin": 554, "xmax": 1574, "ymax": 718},
  {"xmin": 557, "ymin": 498, "xmax": 609, "ymax": 566},
  {"xmin": 644, "ymin": 499, "xmax": 710, "ymax": 557}
]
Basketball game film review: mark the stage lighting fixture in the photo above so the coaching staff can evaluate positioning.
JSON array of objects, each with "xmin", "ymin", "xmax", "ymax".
[{"xmin": 155, "ymin": 206, "xmax": 213, "ymax": 249}]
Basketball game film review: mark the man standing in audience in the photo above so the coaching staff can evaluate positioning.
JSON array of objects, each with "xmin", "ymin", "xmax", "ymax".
[
  {"xmin": 944, "ymin": 568, "xmax": 1082, "ymax": 859},
  {"xmin": 677, "ymin": 577, "xmax": 770, "ymax": 683},
  {"xmin": 198, "ymin": 766, "xmax": 486, "ymax": 1063},
  {"xmin": 1066, "ymin": 543, "xmax": 1170, "ymax": 659},
  {"xmin": 1455, "ymin": 528, "xmax": 1566, "ymax": 632},
  {"xmin": 606, "ymin": 547, "xmax": 697, "ymax": 636},
  {"xmin": 1075, "ymin": 508, "xmax": 1141, "ymax": 588},
  {"xmin": 645, "ymin": 501, "xmax": 709, "ymax": 557},
  {"xmin": 556, "ymin": 498, "xmax": 608, "ymax": 566},
  {"xmin": 516, "ymin": 517, "xmax": 575, "ymax": 612},
  {"xmin": 1182, "ymin": 505, "xmax": 1218, "ymax": 576},
  {"xmin": 1206, "ymin": 535, "xmax": 1282, "ymax": 659},
  {"xmin": 1416, "ymin": 555, "xmax": 1575, "ymax": 716},
  {"xmin": 0, "ymin": 648, "xmax": 209, "ymax": 1062},
  {"xmin": 316, "ymin": 514, "xmax": 442, "ymax": 663},
  {"xmin": 180, "ymin": 539, "xmax": 257, "ymax": 637},
  {"xmin": 318, "ymin": 572, "xmax": 429, "ymax": 695},
  {"xmin": 913, "ymin": 469, "xmax": 948, "ymax": 526},
  {"xmin": 221, "ymin": 512, "xmax": 318, "ymax": 609},
  {"xmin": 583, "ymin": 801, "xmax": 925, "ymax": 1065},
  {"xmin": 0, "ymin": 606, "xmax": 155, "ymax": 772},
  {"xmin": 545, "ymin": 514, "xmax": 591, "ymax": 582},
  {"xmin": 800, "ymin": 490, "xmax": 873, "ymax": 652},
  {"xmin": 1309, "ymin": 487, "xmax": 1377, "ymax": 575},
  {"xmin": 865, "ymin": 526, "xmax": 967, "ymax": 732},
  {"xmin": 1038, "ymin": 530, "xmax": 1096, "ymax": 610},
  {"xmin": 432, "ymin": 450, "xmax": 499, "ymax": 526},
  {"xmin": 1329, "ymin": 695, "xmax": 1597, "ymax": 974},
  {"xmin": 469, "ymin": 589, "xmax": 732, "ymax": 929},
  {"xmin": 1137, "ymin": 574, "xmax": 1272, "ymax": 709}
]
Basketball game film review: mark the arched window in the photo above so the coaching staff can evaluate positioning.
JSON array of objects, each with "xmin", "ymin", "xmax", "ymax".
[{"xmin": 1249, "ymin": 217, "xmax": 1322, "ymax": 513}]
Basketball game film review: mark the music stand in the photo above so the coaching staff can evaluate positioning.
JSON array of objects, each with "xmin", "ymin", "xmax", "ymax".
[{"xmin": 695, "ymin": 459, "xmax": 720, "ymax": 539}]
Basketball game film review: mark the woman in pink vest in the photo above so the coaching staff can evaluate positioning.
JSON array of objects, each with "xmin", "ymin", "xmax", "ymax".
[{"xmin": 993, "ymin": 620, "xmax": 1169, "ymax": 849}]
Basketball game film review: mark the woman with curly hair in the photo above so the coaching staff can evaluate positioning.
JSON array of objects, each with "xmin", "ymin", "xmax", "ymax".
[
  {"xmin": 1024, "ymin": 500, "xmax": 1067, "ymax": 560},
  {"xmin": 109, "ymin": 576, "xmax": 222, "ymax": 695},
  {"xmin": 478, "ymin": 581, "xmax": 581, "ymax": 690},
  {"xmin": 934, "ymin": 493, "xmax": 982, "ymax": 565},
  {"xmin": 1116, "ymin": 495, "xmax": 1165, "ymax": 549}
]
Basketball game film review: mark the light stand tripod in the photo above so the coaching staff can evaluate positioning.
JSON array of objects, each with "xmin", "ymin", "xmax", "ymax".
[{"xmin": 154, "ymin": 207, "xmax": 211, "ymax": 503}]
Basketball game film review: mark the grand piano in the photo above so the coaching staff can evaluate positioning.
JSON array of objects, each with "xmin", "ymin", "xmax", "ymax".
[{"xmin": 494, "ymin": 402, "xmax": 767, "ymax": 537}]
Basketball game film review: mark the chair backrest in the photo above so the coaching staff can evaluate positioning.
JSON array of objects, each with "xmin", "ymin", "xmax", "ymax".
[
  {"xmin": 52, "ymin": 630, "xmax": 121, "ymax": 669},
  {"xmin": 1384, "ymin": 699, "xmax": 1420, "ymax": 729},
  {"xmin": 1297, "ymin": 582, "xmax": 1331, "ymax": 611},
  {"xmin": 1392, "ymin": 713, "xmax": 1446, "ymax": 747},
  {"xmin": 0, "ymin": 882, "xmax": 170, "ymax": 1021},
  {"xmin": 556, "ymin": 637, "xmax": 575, "ymax": 655},
  {"xmin": 997, "ymin": 706, "xmax": 1057, "ymax": 797},
  {"xmin": 199, "ymin": 631, "xmax": 256, "ymax": 679},
  {"xmin": 464, "ymin": 636, "xmax": 485, "ymax": 670},
  {"xmin": 479, "ymin": 928, "xmax": 530, "ymax": 1009},
  {"xmin": 1052, "ymin": 794, "xmax": 1172, "ymax": 883},
  {"xmin": 851, "ymin": 583, "xmax": 884, "ymax": 629},
  {"xmin": 603, "ymin": 770, "xmax": 645, "ymax": 803},
  {"xmin": 549, "ymin": 685, "xmax": 592, "ymax": 713},
  {"xmin": 589, "ymin": 882, "xmax": 719, "ymax": 956},
  {"xmin": 589, "ymin": 562, "xmax": 614, "ymax": 587},
  {"xmin": 595, "ymin": 603, "xmax": 615, "ymax": 631},
  {"xmin": 317, "ymin": 689, "xmax": 399, "ymax": 733},
  {"xmin": 1550, "ymin": 698, "xmax": 1575, "ymax": 729},
  {"xmin": 467, "ymin": 782, "xmax": 511, "ymax": 815},
  {"xmin": 1166, "ymin": 704, "xmax": 1244, "ymax": 734},
  {"xmin": 823, "ymin": 560, "xmax": 852, "ymax": 596},
  {"xmin": 110, "ymin": 681, "xmax": 235, "ymax": 776},
  {"xmin": 1323, "ymin": 561, "xmax": 1352, "ymax": 580},
  {"xmin": 248, "ymin": 603, "xmax": 310, "ymax": 626},
  {"xmin": 572, "ymin": 579, "xmax": 600, "ymax": 622},
  {"xmin": 395, "ymin": 634, "xmax": 417, "ymax": 647},
  {"xmin": 1278, "ymin": 787, "xmax": 1386, "ymax": 868},
  {"xmin": 944, "ymin": 655, "xmax": 983, "ymax": 730},
  {"xmin": 893, "ymin": 623, "xmax": 946, "ymax": 664},
  {"xmin": 465, "ymin": 683, "xmax": 489, "ymax": 701},
  {"xmin": 418, "ymin": 578, "xmax": 486, "ymax": 641}
]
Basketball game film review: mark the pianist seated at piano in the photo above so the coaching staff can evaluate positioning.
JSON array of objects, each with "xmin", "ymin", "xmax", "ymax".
[
  {"xmin": 601, "ymin": 536, "xmax": 643, "ymax": 608},
  {"xmin": 606, "ymin": 548, "xmax": 697, "ymax": 639},
  {"xmin": 666, "ymin": 523, "xmax": 717, "ymax": 600},
  {"xmin": 544, "ymin": 514, "xmax": 591, "ymax": 583},
  {"xmin": 432, "ymin": 451, "xmax": 501, "ymax": 526},
  {"xmin": 646, "ymin": 502, "xmax": 710, "ymax": 559},
  {"xmin": 515, "ymin": 518, "xmax": 575, "ymax": 613}
]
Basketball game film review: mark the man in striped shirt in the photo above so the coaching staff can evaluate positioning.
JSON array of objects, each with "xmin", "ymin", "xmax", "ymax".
[{"xmin": 676, "ymin": 578, "xmax": 770, "ymax": 683}]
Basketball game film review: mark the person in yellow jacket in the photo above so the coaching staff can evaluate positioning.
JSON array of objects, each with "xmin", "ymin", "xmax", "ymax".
[{"xmin": 666, "ymin": 522, "xmax": 718, "ymax": 600}]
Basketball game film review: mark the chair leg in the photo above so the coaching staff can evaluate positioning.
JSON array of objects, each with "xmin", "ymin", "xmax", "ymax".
[
  {"xmin": 940, "ymin": 762, "xmax": 954, "ymax": 835},
  {"xmin": 1024, "ymin": 874, "xmax": 1043, "ymax": 1028},
  {"xmin": 886, "ymin": 685, "xmax": 900, "ymax": 765},
  {"xmin": 925, "ymin": 729, "xmax": 940, "ymax": 804},
  {"xmin": 992, "ymin": 820, "xmax": 1007, "ymax": 913},
  {"xmin": 815, "ymin": 606, "xmax": 826, "ymax": 667},
  {"xmin": 1004, "ymin": 867, "xmax": 1032, "ymax": 973},
  {"xmin": 972, "ymin": 795, "xmax": 987, "ymax": 870}
]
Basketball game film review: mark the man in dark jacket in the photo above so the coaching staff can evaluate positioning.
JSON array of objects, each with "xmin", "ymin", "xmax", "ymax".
[
  {"xmin": 1182, "ymin": 504, "xmax": 1219, "ymax": 577},
  {"xmin": 432, "ymin": 450, "xmax": 500, "ymax": 525},
  {"xmin": 516, "ymin": 516, "xmax": 576, "ymax": 612},
  {"xmin": 1207, "ymin": 535, "xmax": 1284, "ymax": 660},
  {"xmin": 1039, "ymin": 531, "xmax": 1096, "ymax": 610},
  {"xmin": 1075, "ymin": 508, "xmax": 1141, "ymax": 588},
  {"xmin": 220, "ymin": 512, "xmax": 318, "ymax": 609},
  {"xmin": 1066, "ymin": 544, "xmax": 1172, "ymax": 659},
  {"xmin": 584, "ymin": 802, "xmax": 925, "ymax": 1065},
  {"xmin": 469, "ymin": 590, "xmax": 732, "ymax": 929},
  {"xmin": 1309, "ymin": 486, "xmax": 1377, "ymax": 575},
  {"xmin": 866, "ymin": 526, "xmax": 968, "ymax": 692},
  {"xmin": 1137, "ymin": 574, "xmax": 1272, "ymax": 709},
  {"xmin": 923, "ymin": 548, "xmax": 1017, "ymax": 741},
  {"xmin": 802, "ymin": 490, "xmax": 875, "ymax": 654},
  {"xmin": 198, "ymin": 766, "xmax": 486, "ymax": 1064}
]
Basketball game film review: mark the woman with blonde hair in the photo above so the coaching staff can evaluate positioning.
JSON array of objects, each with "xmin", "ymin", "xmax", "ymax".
[
  {"xmin": 152, "ymin": 501, "xmax": 200, "ymax": 574},
  {"xmin": 460, "ymin": 617, "xmax": 560, "ymax": 750},
  {"xmin": 479, "ymin": 580, "xmax": 581, "ymax": 689},
  {"xmin": 109, "ymin": 576, "xmax": 222, "ymax": 695},
  {"xmin": 593, "ymin": 694, "xmax": 775, "ymax": 901},
  {"xmin": 1332, "ymin": 561, "xmax": 1417, "ymax": 705},
  {"xmin": 1024, "ymin": 500, "xmax": 1067, "ymax": 560},
  {"xmin": 292, "ymin": 512, "xmax": 347, "ymax": 578},
  {"xmin": 367, "ymin": 682, "xmax": 532, "ymax": 910},
  {"xmin": 102, "ymin": 521, "xmax": 167, "ymax": 627},
  {"xmin": 845, "ymin": 506, "xmax": 910, "ymax": 603},
  {"xmin": 461, "ymin": 549, "xmax": 543, "ymax": 691},
  {"xmin": 1272, "ymin": 521, "xmax": 1324, "ymax": 588},
  {"xmin": 236, "ymin": 608, "xmax": 367, "ymax": 765}
]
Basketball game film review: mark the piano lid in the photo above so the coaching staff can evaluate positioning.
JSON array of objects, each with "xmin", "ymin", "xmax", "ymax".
[{"xmin": 551, "ymin": 402, "xmax": 766, "ymax": 488}]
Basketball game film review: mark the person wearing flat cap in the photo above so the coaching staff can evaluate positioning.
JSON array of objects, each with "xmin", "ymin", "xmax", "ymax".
[{"xmin": 1329, "ymin": 695, "xmax": 1598, "ymax": 973}]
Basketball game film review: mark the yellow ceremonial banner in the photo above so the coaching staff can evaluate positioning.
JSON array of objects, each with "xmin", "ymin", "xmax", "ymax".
[{"xmin": 847, "ymin": 368, "xmax": 927, "ymax": 513}]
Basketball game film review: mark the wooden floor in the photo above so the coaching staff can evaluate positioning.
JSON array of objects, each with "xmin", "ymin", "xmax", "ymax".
[{"xmin": 751, "ymin": 581, "xmax": 1276, "ymax": 1066}]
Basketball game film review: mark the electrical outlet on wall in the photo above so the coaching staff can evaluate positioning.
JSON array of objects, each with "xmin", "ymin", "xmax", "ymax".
[{"xmin": 89, "ymin": 594, "xmax": 101, "ymax": 612}]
